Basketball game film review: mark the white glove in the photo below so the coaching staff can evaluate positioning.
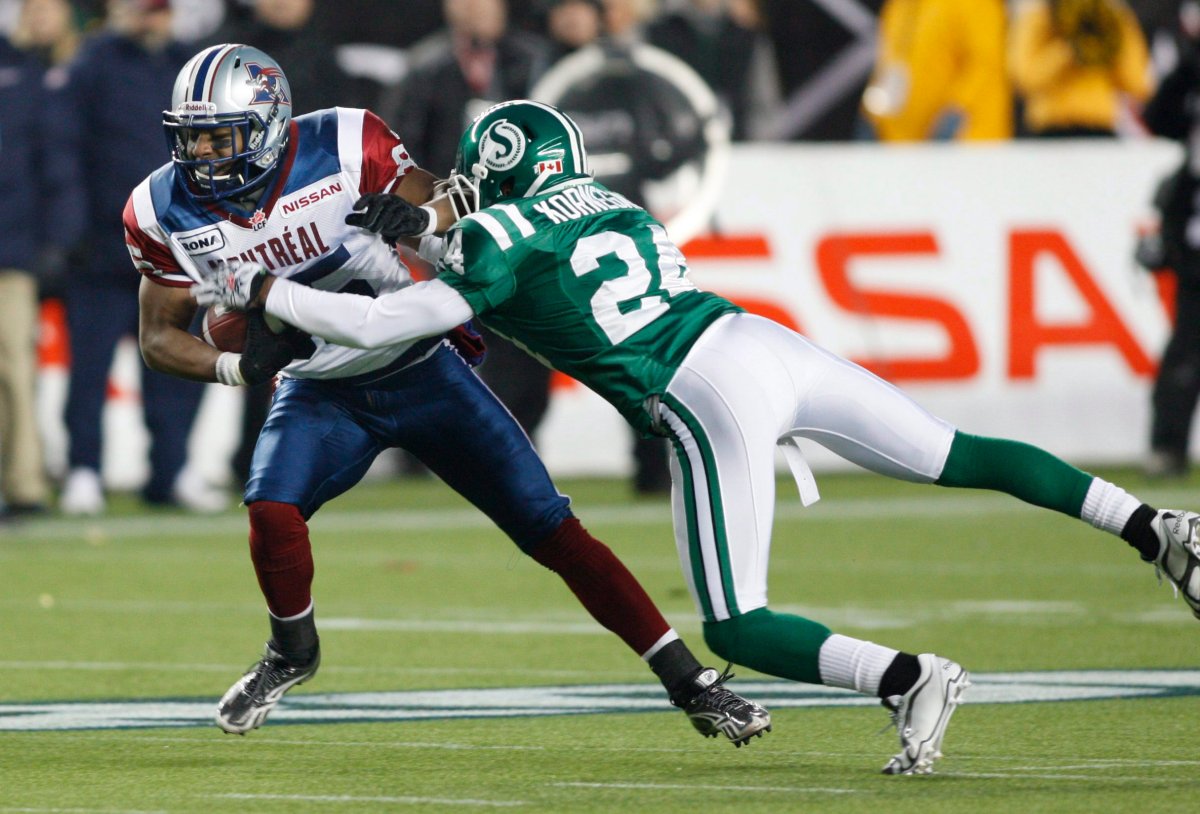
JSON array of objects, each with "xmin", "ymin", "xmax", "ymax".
[{"xmin": 191, "ymin": 260, "xmax": 269, "ymax": 311}]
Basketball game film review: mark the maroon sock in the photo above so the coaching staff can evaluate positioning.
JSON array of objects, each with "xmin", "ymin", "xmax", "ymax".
[
  {"xmin": 248, "ymin": 501, "xmax": 315, "ymax": 619},
  {"xmin": 527, "ymin": 516, "xmax": 671, "ymax": 655}
]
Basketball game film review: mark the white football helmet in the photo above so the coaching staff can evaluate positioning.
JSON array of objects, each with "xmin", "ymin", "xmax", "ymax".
[{"xmin": 163, "ymin": 44, "xmax": 292, "ymax": 201}]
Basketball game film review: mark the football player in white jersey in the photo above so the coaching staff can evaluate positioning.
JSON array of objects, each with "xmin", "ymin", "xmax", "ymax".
[
  {"xmin": 130, "ymin": 46, "xmax": 771, "ymax": 743},
  {"xmin": 197, "ymin": 99, "xmax": 1200, "ymax": 775}
]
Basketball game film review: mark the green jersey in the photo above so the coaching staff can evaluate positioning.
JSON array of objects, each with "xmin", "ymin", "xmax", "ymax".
[{"xmin": 436, "ymin": 181, "xmax": 742, "ymax": 435}]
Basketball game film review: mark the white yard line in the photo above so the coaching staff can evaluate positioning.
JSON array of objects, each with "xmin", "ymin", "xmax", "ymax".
[
  {"xmin": 550, "ymin": 781, "xmax": 855, "ymax": 794},
  {"xmin": 210, "ymin": 793, "xmax": 524, "ymax": 807}
]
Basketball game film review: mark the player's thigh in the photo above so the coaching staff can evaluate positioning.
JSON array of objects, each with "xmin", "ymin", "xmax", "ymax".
[
  {"xmin": 661, "ymin": 336, "xmax": 782, "ymax": 622},
  {"xmin": 394, "ymin": 350, "xmax": 569, "ymax": 549},
  {"xmin": 244, "ymin": 378, "xmax": 380, "ymax": 518},
  {"xmin": 779, "ymin": 329, "xmax": 956, "ymax": 482}
]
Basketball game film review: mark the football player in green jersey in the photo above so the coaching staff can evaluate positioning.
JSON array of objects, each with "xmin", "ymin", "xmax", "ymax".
[{"xmin": 195, "ymin": 100, "xmax": 1200, "ymax": 775}]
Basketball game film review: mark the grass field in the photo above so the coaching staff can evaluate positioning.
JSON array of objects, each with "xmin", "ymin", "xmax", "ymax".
[{"xmin": 2, "ymin": 468, "xmax": 1199, "ymax": 813}]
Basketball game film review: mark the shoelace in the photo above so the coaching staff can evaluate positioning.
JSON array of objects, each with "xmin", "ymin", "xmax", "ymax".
[
  {"xmin": 696, "ymin": 664, "xmax": 754, "ymax": 714},
  {"xmin": 242, "ymin": 656, "xmax": 293, "ymax": 701},
  {"xmin": 878, "ymin": 695, "xmax": 907, "ymax": 736}
]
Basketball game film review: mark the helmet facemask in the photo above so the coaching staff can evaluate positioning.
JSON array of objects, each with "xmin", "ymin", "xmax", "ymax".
[{"xmin": 164, "ymin": 106, "xmax": 282, "ymax": 201}]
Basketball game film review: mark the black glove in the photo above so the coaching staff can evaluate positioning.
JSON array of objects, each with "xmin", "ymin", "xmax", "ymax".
[
  {"xmin": 344, "ymin": 193, "xmax": 431, "ymax": 243},
  {"xmin": 238, "ymin": 310, "xmax": 316, "ymax": 386}
]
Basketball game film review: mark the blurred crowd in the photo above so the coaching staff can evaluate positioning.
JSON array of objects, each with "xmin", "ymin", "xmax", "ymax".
[{"xmin": 0, "ymin": 0, "xmax": 1193, "ymax": 521}]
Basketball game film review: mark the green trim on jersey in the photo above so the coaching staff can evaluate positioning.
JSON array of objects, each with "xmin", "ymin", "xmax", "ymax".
[
  {"xmin": 437, "ymin": 180, "xmax": 742, "ymax": 436},
  {"xmin": 665, "ymin": 392, "xmax": 740, "ymax": 620}
]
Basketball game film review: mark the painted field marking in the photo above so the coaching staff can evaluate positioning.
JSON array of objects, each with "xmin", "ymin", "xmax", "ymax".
[
  {"xmin": 1, "ymin": 670, "xmax": 1197, "ymax": 732},
  {"xmin": 551, "ymin": 781, "xmax": 855, "ymax": 794},
  {"xmin": 211, "ymin": 793, "xmax": 523, "ymax": 807}
]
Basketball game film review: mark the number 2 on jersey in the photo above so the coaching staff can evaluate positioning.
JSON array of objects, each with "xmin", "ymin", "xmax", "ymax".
[{"xmin": 569, "ymin": 224, "xmax": 691, "ymax": 345}]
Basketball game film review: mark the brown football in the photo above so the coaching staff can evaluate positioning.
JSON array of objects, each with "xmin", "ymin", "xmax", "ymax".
[{"xmin": 201, "ymin": 306, "xmax": 248, "ymax": 353}]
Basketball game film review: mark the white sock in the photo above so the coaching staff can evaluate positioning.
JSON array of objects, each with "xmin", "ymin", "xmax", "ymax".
[
  {"xmin": 818, "ymin": 633, "xmax": 900, "ymax": 696},
  {"xmin": 1080, "ymin": 478, "xmax": 1142, "ymax": 535}
]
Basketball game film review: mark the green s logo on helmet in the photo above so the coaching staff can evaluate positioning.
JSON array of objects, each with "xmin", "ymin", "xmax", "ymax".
[
  {"xmin": 478, "ymin": 120, "xmax": 527, "ymax": 173},
  {"xmin": 446, "ymin": 100, "xmax": 592, "ymax": 218}
]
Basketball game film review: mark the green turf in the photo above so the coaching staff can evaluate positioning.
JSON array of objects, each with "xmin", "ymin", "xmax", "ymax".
[{"xmin": 2, "ymin": 467, "xmax": 1198, "ymax": 812}]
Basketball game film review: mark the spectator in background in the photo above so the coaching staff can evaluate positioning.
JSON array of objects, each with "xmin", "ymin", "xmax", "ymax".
[
  {"xmin": 1135, "ymin": 0, "xmax": 1200, "ymax": 478},
  {"xmin": 543, "ymin": 0, "xmax": 601, "ymax": 63},
  {"xmin": 56, "ymin": 0, "xmax": 224, "ymax": 515},
  {"xmin": 1008, "ymin": 0, "xmax": 1152, "ymax": 137},
  {"xmin": 645, "ymin": 0, "xmax": 777, "ymax": 141},
  {"xmin": 12, "ymin": 0, "xmax": 82, "ymax": 305},
  {"xmin": 862, "ymin": 0, "xmax": 1012, "ymax": 141},
  {"xmin": 10, "ymin": 0, "xmax": 79, "ymax": 67},
  {"xmin": 209, "ymin": 0, "xmax": 356, "ymax": 111},
  {"xmin": 0, "ymin": 12, "xmax": 82, "ymax": 520},
  {"xmin": 378, "ymin": 0, "xmax": 548, "ymax": 178}
]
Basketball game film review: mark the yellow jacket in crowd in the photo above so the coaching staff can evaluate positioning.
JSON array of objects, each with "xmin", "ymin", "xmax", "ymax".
[
  {"xmin": 864, "ymin": 0, "xmax": 1012, "ymax": 141},
  {"xmin": 1008, "ymin": 0, "xmax": 1153, "ymax": 135}
]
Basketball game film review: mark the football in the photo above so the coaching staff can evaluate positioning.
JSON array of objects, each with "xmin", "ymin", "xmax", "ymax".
[{"xmin": 201, "ymin": 306, "xmax": 248, "ymax": 353}]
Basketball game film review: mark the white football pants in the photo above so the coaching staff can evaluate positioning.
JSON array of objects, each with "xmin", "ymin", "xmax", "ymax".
[{"xmin": 658, "ymin": 313, "xmax": 956, "ymax": 622}]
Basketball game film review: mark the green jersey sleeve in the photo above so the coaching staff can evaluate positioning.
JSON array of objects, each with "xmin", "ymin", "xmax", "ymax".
[{"xmin": 435, "ymin": 215, "xmax": 518, "ymax": 314}]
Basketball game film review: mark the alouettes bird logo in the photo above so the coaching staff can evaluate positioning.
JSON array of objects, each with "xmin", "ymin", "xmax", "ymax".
[{"xmin": 245, "ymin": 63, "xmax": 291, "ymax": 106}]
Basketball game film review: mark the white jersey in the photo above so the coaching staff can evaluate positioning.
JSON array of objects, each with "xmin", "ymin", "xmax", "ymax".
[{"xmin": 124, "ymin": 106, "xmax": 428, "ymax": 379}]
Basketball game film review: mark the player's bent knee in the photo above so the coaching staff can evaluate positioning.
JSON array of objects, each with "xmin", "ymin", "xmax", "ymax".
[
  {"xmin": 525, "ymin": 515, "xmax": 590, "ymax": 569},
  {"xmin": 702, "ymin": 616, "xmax": 744, "ymax": 663},
  {"xmin": 247, "ymin": 500, "xmax": 311, "ymax": 567}
]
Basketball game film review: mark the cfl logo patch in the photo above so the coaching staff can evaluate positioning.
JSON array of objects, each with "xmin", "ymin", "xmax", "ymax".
[{"xmin": 537, "ymin": 160, "xmax": 563, "ymax": 174}]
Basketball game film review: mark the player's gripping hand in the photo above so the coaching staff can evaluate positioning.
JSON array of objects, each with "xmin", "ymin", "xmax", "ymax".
[
  {"xmin": 238, "ymin": 311, "xmax": 316, "ymax": 386},
  {"xmin": 192, "ymin": 259, "xmax": 270, "ymax": 311},
  {"xmin": 345, "ymin": 194, "xmax": 437, "ymax": 242}
]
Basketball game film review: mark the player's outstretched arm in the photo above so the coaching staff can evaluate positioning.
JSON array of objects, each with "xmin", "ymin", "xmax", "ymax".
[{"xmin": 263, "ymin": 277, "xmax": 474, "ymax": 350}]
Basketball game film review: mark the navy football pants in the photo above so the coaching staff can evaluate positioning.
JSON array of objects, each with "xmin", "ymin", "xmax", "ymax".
[{"xmin": 244, "ymin": 343, "xmax": 571, "ymax": 549}]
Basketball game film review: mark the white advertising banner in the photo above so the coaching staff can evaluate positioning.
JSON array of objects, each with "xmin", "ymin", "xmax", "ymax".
[
  {"xmin": 52, "ymin": 140, "xmax": 1185, "ymax": 487},
  {"xmin": 536, "ymin": 139, "xmax": 1184, "ymax": 476}
]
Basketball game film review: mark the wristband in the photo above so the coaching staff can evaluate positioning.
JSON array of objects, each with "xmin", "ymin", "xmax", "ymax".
[
  {"xmin": 416, "ymin": 205, "xmax": 439, "ymax": 237},
  {"xmin": 215, "ymin": 352, "xmax": 246, "ymax": 386},
  {"xmin": 417, "ymin": 235, "xmax": 446, "ymax": 264}
]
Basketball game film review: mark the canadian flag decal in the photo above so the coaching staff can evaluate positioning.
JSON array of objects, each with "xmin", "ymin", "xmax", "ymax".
[{"xmin": 537, "ymin": 159, "xmax": 563, "ymax": 174}]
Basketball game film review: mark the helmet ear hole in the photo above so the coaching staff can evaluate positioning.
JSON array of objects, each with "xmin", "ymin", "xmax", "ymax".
[{"xmin": 499, "ymin": 177, "xmax": 516, "ymax": 198}]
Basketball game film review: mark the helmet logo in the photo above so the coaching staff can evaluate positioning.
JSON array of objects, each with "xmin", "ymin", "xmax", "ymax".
[
  {"xmin": 177, "ymin": 101, "xmax": 217, "ymax": 116},
  {"xmin": 244, "ymin": 63, "xmax": 290, "ymax": 106},
  {"xmin": 478, "ymin": 119, "xmax": 526, "ymax": 173}
]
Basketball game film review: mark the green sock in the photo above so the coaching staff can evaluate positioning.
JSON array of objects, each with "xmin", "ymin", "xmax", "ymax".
[
  {"xmin": 703, "ymin": 607, "xmax": 831, "ymax": 685},
  {"xmin": 936, "ymin": 431, "xmax": 1092, "ymax": 517}
]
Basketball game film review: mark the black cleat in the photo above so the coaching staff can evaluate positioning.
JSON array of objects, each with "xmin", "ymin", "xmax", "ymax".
[
  {"xmin": 216, "ymin": 642, "xmax": 320, "ymax": 734},
  {"xmin": 673, "ymin": 664, "xmax": 771, "ymax": 747}
]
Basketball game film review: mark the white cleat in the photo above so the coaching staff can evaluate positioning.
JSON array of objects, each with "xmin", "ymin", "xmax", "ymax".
[
  {"xmin": 881, "ymin": 653, "xmax": 970, "ymax": 775},
  {"xmin": 1150, "ymin": 510, "xmax": 1200, "ymax": 618}
]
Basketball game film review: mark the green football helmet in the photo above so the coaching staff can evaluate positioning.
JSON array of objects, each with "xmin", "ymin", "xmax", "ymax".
[{"xmin": 446, "ymin": 100, "xmax": 592, "ymax": 217}]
